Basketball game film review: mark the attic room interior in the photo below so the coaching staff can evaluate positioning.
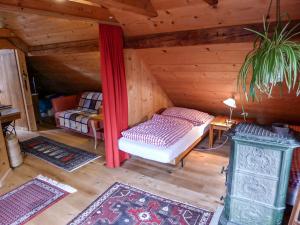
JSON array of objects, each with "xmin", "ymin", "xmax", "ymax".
[{"xmin": 0, "ymin": 0, "xmax": 300, "ymax": 224}]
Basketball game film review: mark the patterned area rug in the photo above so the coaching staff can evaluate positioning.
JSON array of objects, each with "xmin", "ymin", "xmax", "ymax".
[
  {"xmin": 21, "ymin": 136, "xmax": 101, "ymax": 172},
  {"xmin": 0, "ymin": 175, "xmax": 76, "ymax": 225},
  {"xmin": 68, "ymin": 183, "xmax": 213, "ymax": 225}
]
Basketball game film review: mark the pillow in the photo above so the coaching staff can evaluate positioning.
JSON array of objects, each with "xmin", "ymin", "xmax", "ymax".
[
  {"xmin": 78, "ymin": 92, "xmax": 103, "ymax": 112},
  {"xmin": 151, "ymin": 113, "xmax": 189, "ymax": 123},
  {"xmin": 161, "ymin": 107, "xmax": 211, "ymax": 126}
]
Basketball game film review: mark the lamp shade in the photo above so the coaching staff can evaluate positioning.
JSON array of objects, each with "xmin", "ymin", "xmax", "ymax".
[{"xmin": 223, "ymin": 98, "xmax": 236, "ymax": 108}]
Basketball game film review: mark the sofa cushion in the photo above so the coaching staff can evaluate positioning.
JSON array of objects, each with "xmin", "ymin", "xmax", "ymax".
[{"xmin": 78, "ymin": 92, "xmax": 102, "ymax": 113}]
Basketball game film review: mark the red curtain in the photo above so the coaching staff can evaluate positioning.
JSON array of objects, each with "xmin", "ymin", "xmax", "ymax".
[{"xmin": 99, "ymin": 24, "xmax": 129, "ymax": 168}]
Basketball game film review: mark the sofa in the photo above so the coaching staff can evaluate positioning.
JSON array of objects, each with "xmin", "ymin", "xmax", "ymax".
[{"xmin": 52, "ymin": 92, "xmax": 104, "ymax": 140}]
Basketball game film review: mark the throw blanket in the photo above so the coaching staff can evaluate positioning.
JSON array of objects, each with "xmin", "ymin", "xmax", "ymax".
[
  {"xmin": 121, "ymin": 114, "xmax": 194, "ymax": 148},
  {"xmin": 57, "ymin": 92, "xmax": 103, "ymax": 134},
  {"xmin": 58, "ymin": 110, "xmax": 91, "ymax": 134}
]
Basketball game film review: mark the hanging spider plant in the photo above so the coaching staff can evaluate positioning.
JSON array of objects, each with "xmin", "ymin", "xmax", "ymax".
[{"xmin": 238, "ymin": 0, "xmax": 300, "ymax": 101}]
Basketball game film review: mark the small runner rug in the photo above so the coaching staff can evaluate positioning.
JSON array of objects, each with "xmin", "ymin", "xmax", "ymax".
[
  {"xmin": 68, "ymin": 182, "xmax": 213, "ymax": 225},
  {"xmin": 0, "ymin": 175, "xmax": 76, "ymax": 225},
  {"xmin": 21, "ymin": 136, "xmax": 101, "ymax": 172}
]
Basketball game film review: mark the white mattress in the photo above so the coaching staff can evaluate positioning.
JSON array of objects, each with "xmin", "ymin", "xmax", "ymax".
[{"xmin": 118, "ymin": 116, "xmax": 214, "ymax": 163}]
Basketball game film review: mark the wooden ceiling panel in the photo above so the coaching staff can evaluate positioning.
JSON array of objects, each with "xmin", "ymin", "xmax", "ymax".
[
  {"xmin": 89, "ymin": 0, "xmax": 158, "ymax": 17},
  {"xmin": 28, "ymin": 52, "xmax": 101, "ymax": 94},
  {"xmin": 0, "ymin": 0, "xmax": 299, "ymax": 46},
  {"xmin": 118, "ymin": 0, "xmax": 300, "ymax": 36},
  {"xmin": 138, "ymin": 48, "xmax": 249, "ymax": 65},
  {"xmin": 0, "ymin": 11, "xmax": 98, "ymax": 45},
  {"xmin": 150, "ymin": 0, "xmax": 210, "ymax": 10},
  {"xmin": 0, "ymin": 0, "xmax": 116, "ymax": 23}
]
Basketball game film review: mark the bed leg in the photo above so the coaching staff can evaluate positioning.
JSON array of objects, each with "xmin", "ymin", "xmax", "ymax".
[{"xmin": 181, "ymin": 159, "xmax": 184, "ymax": 168}]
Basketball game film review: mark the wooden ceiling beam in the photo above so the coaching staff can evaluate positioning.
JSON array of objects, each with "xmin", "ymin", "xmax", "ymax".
[
  {"xmin": 0, "ymin": 0, "xmax": 118, "ymax": 23},
  {"xmin": 0, "ymin": 28, "xmax": 28, "ymax": 52},
  {"xmin": 27, "ymin": 20, "xmax": 300, "ymax": 55},
  {"xmin": 7, "ymin": 37, "xmax": 29, "ymax": 53},
  {"xmin": 88, "ymin": 0, "xmax": 158, "ymax": 17},
  {"xmin": 0, "ymin": 28, "xmax": 16, "ymax": 38},
  {"xmin": 0, "ymin": 39, "xmax": 16, "ymax": 49},
  {"xmin": 28, "ymin": 39, "xmax": 99, "ymax": 56},
  {"xmin": 125, "ymin": 20, "xmax": 300, "ymax": 49}
]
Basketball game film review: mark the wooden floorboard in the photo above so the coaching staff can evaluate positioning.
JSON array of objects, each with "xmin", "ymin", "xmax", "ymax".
[{"xmin": 0, "ymin": 128, "xmax": 228, "ymax": 225}]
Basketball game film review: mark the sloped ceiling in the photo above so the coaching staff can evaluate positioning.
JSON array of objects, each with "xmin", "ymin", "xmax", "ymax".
[
  {"xmin": 0, "ymin": 11, "xmax": 98, "ymax": 46},
  {"xmin": 136, "ymin": 43, "xmax": 300, "ymax": 124},
  {"xmin": 28, "ymin": 52, "xmax": 101, "ymax": 94},
  {"xmin": 0, "ymin": 11, "xmax": 100, "ymax": 94},
  {"xmin": 0, "ymin": 0, "xmax": 300, "ymax": 123}
]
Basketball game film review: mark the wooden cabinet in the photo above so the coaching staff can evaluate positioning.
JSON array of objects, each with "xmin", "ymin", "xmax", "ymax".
[
  {"xmin": 0, "ymin": 49, "xmax": 37, "ymax": 131},
  {"xmin": 219, "ymin": 123, "xmax": 300, "ymax": 225}
]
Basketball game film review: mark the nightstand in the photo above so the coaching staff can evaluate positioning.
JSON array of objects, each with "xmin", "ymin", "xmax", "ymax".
[
  {"xmin": 208, "ymin": 116, "xmax": 235, "ymax": 148},
  {"xmin": 208, "ymin": 115, "xmax": 255, "ymax": 148}
]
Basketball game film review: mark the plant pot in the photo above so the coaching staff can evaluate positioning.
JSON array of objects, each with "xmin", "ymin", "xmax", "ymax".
[{"xmin": 272, "ymin": 123, "xmax": 290, "ymax": 136}]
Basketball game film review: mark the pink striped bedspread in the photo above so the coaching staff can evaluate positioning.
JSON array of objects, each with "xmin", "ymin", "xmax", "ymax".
[{"xmin": 121, "ymin": 114, "xmax": 194, "ymax": 148}]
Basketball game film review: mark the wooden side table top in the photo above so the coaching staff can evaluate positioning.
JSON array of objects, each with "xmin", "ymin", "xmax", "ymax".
[
  {"xmin": 211, "ymin": 115, "xmax": 255, "ymax": 127},
  {"xmin": 89, "ymin": 114, "xmax": 104, "ymax": 121},
  {"xmin": 0, "ymin": 108, "xmax": 21, "ymax": 123},
  {"xmin": 208, "ymin": 115, "xmax": 256, "ymax": 148},
  {"xmin": 211, "ymin": 116, "xmax": 234, "ymax": 129}
]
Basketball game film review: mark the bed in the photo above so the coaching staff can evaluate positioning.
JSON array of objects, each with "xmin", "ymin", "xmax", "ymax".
[{"xmin": 118, "ymin": 107, "xmax": 214, "ymax": 165}]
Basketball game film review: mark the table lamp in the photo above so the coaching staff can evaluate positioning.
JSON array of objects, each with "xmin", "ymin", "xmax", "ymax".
[{"xmin": 223, "ymin": 98, "xmax": 236, "ymax": 124}]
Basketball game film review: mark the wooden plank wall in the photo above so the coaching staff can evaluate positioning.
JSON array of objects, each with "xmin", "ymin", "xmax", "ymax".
[
  {"xmin": 137, "ymin": 43, "xmax": 300, "ymax": 124},
  {"xmin": 28, "ymin": 50, "xmax": 172, "ymax": 126},
  {"xmin": 125, "ymin": 49, "xmax": 173, "ymax": 126},
  {"xmin": 0, "ymin": 50, "xmax": 28, "ymax": 129},
  {"xmin": 15, "ymin": 50, "xmax": 37, "ymax": 131}
]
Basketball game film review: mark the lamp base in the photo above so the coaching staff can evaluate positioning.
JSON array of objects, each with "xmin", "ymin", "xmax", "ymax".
[{"xmin": 225, "ymin": 119, "xmax": 235, "ymax": 125}]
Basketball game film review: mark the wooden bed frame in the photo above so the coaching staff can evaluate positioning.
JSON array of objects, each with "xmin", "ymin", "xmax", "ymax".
[
  {"xmin": 125, "ymin": 108, "xmax": 211, "ymax": 168},
  {"xmin": 170, "ymin": 129, "xmax": 209, "ymax": 167},
  {"xmin": 125, "ymin": 129, "xmax": 210, "ymax": 169}
]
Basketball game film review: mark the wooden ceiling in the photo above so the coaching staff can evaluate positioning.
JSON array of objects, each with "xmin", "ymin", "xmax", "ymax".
[
  {"xmin": 0, "ymin": 0, "xmax": 300, "ymax": 123},
  {"xmin": 29, "ymin": 52, "xmax": 101, "ymax": 94},
  {"xmin": 1, "ymin": 0, "xmax": 300, "ymax": 46},
  {"xmin": 136, "ymin": 43, "xmax": 300, "ymax": 124}
]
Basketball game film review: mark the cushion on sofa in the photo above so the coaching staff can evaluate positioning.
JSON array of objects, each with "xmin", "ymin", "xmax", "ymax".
[
  {"xmin": 57, "ymin": 110, "xmax": 90, "ymax": 134},
  {"xmin": 56, "ymin": 92, "xmax": 103, "ymax": 134},
  {"xmin": 78, "ymin": 92, "xmax": 103, "ymax": 113}
]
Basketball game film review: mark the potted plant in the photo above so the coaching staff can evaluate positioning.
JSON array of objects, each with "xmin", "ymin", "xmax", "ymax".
[{"xmin": 238, "ymin": 0, "xmax": 300, "ymax": 101}]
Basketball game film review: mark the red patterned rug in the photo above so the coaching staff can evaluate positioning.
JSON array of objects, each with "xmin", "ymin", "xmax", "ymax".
[
  {"xmin": 0, "ymin": 175, "xmax": 76, "ymax": 225},
  {"xmin": 68, "ymin": 182, "xmax": 213, "ymax": 225}
]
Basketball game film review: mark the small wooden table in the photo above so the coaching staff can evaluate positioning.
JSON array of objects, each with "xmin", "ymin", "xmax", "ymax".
[
  {"xmin": 89, "ymin": 114, "xmax": 104, "ymax": 149},
  {"xmin": 208, "ymin": 116, "xmax": 235, "ymax": 148},
  {"xmin": 208, "ymin": 115, "xmax": 255, "ymax": 148},
  {"xmin": 0, "ymin": 108, "xmax": 21, "ymax": 187}
]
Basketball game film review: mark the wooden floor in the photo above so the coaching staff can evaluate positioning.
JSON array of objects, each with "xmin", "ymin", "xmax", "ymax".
[{"xmin": 0, "ymin": 128, "xmax": 228, "ymax": 225}]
